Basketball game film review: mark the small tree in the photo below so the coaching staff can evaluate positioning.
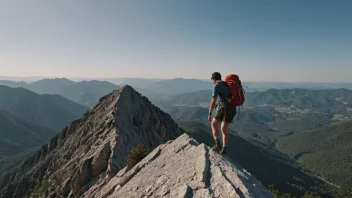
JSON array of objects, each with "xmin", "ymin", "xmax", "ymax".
[{"xmin": 125, "ymin": 144, "xmax": 149, "ymax": 168}]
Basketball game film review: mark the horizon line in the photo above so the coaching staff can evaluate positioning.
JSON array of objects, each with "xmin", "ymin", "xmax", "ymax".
[{"xmin": 0, "ymin": 75, "xmax": 352, "ymax": 84}]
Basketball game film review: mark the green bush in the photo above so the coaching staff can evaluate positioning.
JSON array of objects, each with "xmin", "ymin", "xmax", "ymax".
[{"xmin": 125, "ymin": 144, "xmax": 149, "ymax": 168}]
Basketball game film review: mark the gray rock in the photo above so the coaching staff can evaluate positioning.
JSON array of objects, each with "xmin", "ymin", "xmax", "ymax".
[
  {"xmin": 91, "ymin": 141, "xmax": 111, "ymax": 177},
  {"xmin": 87, "ymin": 134, "xmax": 274, "ymax": 198},
  {"xmin": 61, "ymin": 177, "xmax": 71, "ymax": 197}
]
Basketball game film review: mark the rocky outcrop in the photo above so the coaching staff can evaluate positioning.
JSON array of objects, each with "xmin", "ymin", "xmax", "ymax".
[
  {"xmin": 84, "ymin": 134, "xmax": 274, "ymax": 198},
  {"xmin": 0, "ymin": 85, "xmax": 183, "ymax": 198}
]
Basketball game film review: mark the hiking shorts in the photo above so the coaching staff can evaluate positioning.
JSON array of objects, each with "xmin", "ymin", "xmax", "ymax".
[{"xmin": 214, "ymin": 106, "xmax": 237, "ymax": 123}]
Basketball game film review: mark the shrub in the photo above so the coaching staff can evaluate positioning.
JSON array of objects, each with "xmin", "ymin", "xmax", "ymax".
[{"xmin": 125, "ymin": 144, "xmax": 149, "ymax": 168}]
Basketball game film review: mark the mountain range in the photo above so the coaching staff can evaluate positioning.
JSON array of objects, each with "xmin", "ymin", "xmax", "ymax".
[
  {"xmin": 0, "ymin": 78, "xmax": 213, "ymax": 107},
  {"xmin": 0, "ymin": 85, "xmax": 88, "ymax": 130},
  {"xmin": 0, "ymin": 78, "xmax": 120, "ymax": 108},
  {"xmin": 2, "ymin": 77, "xmax": 352, "ymax": 109}
]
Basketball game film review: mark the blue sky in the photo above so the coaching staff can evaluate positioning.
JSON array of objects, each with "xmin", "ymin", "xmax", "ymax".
[{"xmin": 0, "ymin": 0, "xmax": 351, "ymax": 82}]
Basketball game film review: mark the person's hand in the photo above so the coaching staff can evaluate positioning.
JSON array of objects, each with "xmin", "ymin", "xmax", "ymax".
[{"xmin": 208, "ymin": 114, "xmax": 212, "ymax": 122}]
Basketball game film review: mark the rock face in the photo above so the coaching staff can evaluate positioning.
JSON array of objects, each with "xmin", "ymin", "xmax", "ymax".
[
  {"xmin": 84, "ymin": 134, "xmax": 274, "ymax": 198},
  {"xmin": 0, "ymin": 85, "xmax": 183, "ymax": 198}
]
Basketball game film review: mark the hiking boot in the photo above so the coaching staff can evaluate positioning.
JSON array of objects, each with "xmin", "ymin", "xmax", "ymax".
[
  {"xmin": 220, "ymin": 147, "xmax": 227, "ymax": 155},
  {"xmin": 212, "ymin": 140, "xmax": 222, "ymax": 152}
]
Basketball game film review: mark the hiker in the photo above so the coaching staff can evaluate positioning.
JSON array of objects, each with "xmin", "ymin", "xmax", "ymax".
[{"xmin": 208, "ymin": 72, "xmax": 243, "ymax": 154}]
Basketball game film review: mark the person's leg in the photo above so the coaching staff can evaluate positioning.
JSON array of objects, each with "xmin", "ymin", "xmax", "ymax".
[
  {"xmin": 211, "ymin": 109, "xmax": 224, "ymax": 151},
  {"xmin": 211, "ymin": 118, "xmax": 220, "ymax": 139},
  {"xmin": 220, "ymin": 121, "xmax": 229, "ymax": 154},
  {"xmin": 220, "ymin": 121, "xmax": 230, "ymax": 146},
  {"xmin": 220, "ymin": 107, "xmax": 237, "ymax": 154}
]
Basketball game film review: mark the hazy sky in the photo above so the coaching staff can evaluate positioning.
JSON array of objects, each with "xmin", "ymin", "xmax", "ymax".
[{"xmin": 0, "ymin": 0, "xmax": 351, "ymax": 82}]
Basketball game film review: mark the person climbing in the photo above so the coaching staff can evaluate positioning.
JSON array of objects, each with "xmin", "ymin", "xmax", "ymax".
[{"xmin": 207, "ymin": 72, "xmax": 240, "ymax": 155}]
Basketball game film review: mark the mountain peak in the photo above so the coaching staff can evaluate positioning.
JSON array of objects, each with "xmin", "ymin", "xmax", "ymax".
[{"xmin": 0, "ymin": 85, "xmax": 183, "ymax": 198}]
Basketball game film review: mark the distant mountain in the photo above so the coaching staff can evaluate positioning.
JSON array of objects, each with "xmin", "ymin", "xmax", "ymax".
[
  {"xmin": 100, "ymin": 77, "xmax": 159, "ymax": 89},
  {"xmin": 148, "ymin": 78, "xmax": 212, "ymax": 95},
  {"xmin": 0, "ymin": 76, "xmax": 45, "ymax": 82},
  {"xmin": 276, "ymin": 120, "xmax": 352, "ymax": 191},
  {"xmin": 1, "ymin": 76, "xmax": 351, "ymax": 90},
  {"xmin": 0, "ymin": 80, "xmax": 27, "ymax": 88},
  {"xmin": 24, "ymin": 78, "xmax": 75, "ymax": 94},
  {"xmin": 0, "ymin": 79, "xmax": 121, "ymax": 108},
  {"xmin": 99, "ymin": 78, "xmax": 352, "ymax": 92},
  {"xmin": 57, "ymin": 80, "xmax": 120, "ymax": 108},
  {"xmin": 0, "ymin": 110, "xmax": 58, "ymax": 157},
  {"xmin": 157, "ymin": 89, "xmax": 210, "ymax": 107},
  {"xmin": 0, "ymin": 86, "xmax": 88, "ymax": 129}
]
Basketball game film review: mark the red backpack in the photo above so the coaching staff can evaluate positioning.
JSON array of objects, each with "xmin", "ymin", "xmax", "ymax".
[{"xmin": 224, "ymin": 74, "xmax": 245, "ymax": 107}]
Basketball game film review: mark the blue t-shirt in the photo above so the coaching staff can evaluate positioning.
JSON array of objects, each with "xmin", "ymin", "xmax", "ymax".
[{"xmin": 212, "ymin": 82, "xmax": 230, "ymax": 110}]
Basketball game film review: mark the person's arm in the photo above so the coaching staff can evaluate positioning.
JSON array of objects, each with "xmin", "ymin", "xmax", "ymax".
[
  {"xmin": 209, "ymin": 85, "xmax": 218, "ymax": 115},
  {"xmin": 209, "ymin": 98, "xmax": 217, "ymax": 115}
]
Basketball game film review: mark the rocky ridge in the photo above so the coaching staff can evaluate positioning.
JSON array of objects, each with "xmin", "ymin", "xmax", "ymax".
[
  {"xmin": 0, "ymin": 85, "xmax": 183, "ymax": 198},
  {"xmin": 84, "ymin": 133, "xmax": 274, "ymax": 198}
]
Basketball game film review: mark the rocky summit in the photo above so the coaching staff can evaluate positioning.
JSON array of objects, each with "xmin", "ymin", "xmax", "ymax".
[
  {"xmin": 84, "ymin": 133, "xmax": 273, "ymax": 198},
  {"xmin": 0, "ymin": 85, "xmax": 273, "ymax": 198}
]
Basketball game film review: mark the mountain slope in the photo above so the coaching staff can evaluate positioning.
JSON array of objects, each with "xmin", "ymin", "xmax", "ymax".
[
  {"xmin": 0, "ymin": 86, "xmax": 88, "ymax": 129},
  {"xmin": 0, "ymin": 85, "xmax": 183, "ymax": 198},
  {"xmin": 0, "ymin": 110, "xmax": 59, "ymax": 177},
  {"xmin": 276, "ymin": 120, "xmax": 352, "ymax": 191},
  {"xmin": 0, "ymin": 110, "xmax": 58, "ymax": 157},
  {"xmin": 179, "ymin": 121, "xmax": 343, "ymax": 197}
]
